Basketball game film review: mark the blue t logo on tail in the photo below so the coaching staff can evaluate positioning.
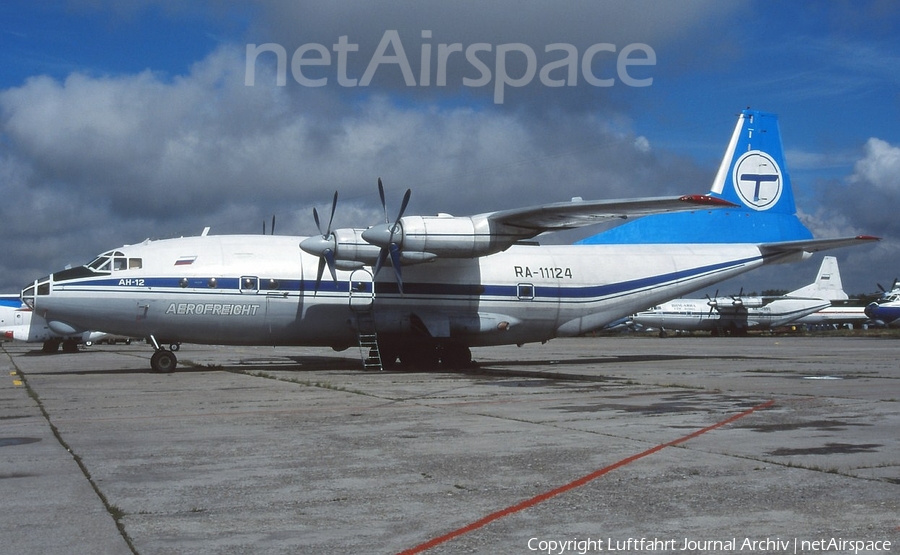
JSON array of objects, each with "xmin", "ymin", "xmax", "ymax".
[
  {"xmin": 734, "ymin": 151, "xmax": 782, "ymax": 209},
  {"xmin": 581, "ymin": 109, "xmax": 813, "ymax": 245}
]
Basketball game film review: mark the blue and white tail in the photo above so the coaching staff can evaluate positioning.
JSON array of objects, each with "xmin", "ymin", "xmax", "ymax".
[{"xmin": 581, "ymin": 109, "xmax": 813, "ymax": 245}]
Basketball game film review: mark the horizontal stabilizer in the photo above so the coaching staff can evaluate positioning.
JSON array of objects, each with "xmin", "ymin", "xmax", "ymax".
[
  {"xmin": 489, "ymin": 194, "xmax": 735, "ymax": 232},
  {"xmin": 760, "ymin": 235, "xmax": 879, "ymax": 256}
]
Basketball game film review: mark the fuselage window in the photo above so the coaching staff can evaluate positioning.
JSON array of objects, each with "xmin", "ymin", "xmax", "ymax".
[
  {"xmin": 517, "ymin": 283, "xmax": 535, "ymax": 300},
  {"xmin": 241, "ymin": 276, "xmax": 258, "ymax": 292},
  {"xmin": 129, "ymin": 258, "xmax": 142, "ymax": 269}
]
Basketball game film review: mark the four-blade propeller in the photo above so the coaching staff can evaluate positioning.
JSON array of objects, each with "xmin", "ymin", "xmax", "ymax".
[
  {"xmin": 298, "ymin": 191, "xmax": 339, "ymax": 292},
  {"xmin": 363, "ymin": 178, "xmax": 411, "ymax": 294}
]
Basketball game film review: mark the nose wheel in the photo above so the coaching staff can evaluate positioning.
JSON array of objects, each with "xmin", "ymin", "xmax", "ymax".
[{"xmin": 148, "ymin": 335, "xmax": 177, "ymax": 373}]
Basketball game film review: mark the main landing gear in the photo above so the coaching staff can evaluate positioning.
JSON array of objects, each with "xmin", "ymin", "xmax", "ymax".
[
  {"xmin": 378, "ymin": 341, "xmax": 473, "ymax": 370},
  {"xmin": 148, "ymin": 335, "xmax": 177, "ymax": 373}
]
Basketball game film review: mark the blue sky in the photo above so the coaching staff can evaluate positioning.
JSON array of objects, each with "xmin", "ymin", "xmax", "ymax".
[{"xmin": 1, "ymin": 0, "xmax": 899, "ymax": 296}]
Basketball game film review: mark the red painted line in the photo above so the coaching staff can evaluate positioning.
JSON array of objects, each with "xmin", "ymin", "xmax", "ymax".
[{"xmin": 398, "ymin": 399, "xmax": 776, "ymax": 555}]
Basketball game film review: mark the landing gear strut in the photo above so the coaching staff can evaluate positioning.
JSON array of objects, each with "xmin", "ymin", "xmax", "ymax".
[{"xmin": 148, "ymin": 335, "xmax": 177, "ymax": 373}]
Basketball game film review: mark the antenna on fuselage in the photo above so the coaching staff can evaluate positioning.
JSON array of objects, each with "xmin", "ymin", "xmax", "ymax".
[
  {"xmin": 201, "ymin": 227, "xmax": 210, "ymax": 237},
  {"xmin": 262, "ymin": 214, "xmax": 276, "ymax": 235}
]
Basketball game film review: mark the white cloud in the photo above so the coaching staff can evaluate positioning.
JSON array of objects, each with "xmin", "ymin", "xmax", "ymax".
[
  {"xmin": 0, "ymin": 42, "xmax": 704, "ymax": 291},
  {"xmin": 851, "ymin": 137, "xmax": 900, "ymax": 193}
]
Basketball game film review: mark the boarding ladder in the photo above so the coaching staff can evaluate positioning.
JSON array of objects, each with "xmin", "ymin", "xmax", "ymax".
[{"xmin": 356, "ymin": 309, "xmax": 383, "ymax": 371}]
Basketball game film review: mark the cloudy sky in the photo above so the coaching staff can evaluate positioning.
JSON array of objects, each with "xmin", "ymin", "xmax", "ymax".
[{"xmin": 1, "ymin": 0, "xmax": 899, "ymax": 297}]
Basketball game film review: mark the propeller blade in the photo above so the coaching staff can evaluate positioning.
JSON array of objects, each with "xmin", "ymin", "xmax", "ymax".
[
  {"xmin": 377, "ymin": 177, "xmax": 389, "ymax": 224},
  {"xmin": 389, "ymin": 242, "xmax": 403, "ymax": 294},
  {"xmin": 315, "ymin": 257, "xmax": 326, "ymax": 293},
  {"xmin": 373, "ymin": 247, "xmax": 388, "ymax": 279},
  {"xmin": 313, "ymin": 207, "xmax": 324, "ymax": 236},
  {"xmin": 394, "ymin": 189, "xmax": 411, "ymax": 232},
  {"xmin": 323, "ymin": 249, "xmax": 337, "ymax": 282},
  {"xmin": 326, "ymin": 191, "xmax": 338, "ymax": 236}
]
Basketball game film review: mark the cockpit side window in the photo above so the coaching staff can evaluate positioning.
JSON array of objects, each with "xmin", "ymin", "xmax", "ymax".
[
  {"xmin": 129, "ymin": 258, "xmax": 142, "ymax": 269},
  {"xmin": 87, "ymin": 250, "xmax": 128, "ymax": 273},
  {"xmin": 88, "ymin": 256, "xmax": 111, "ymax": 272}
]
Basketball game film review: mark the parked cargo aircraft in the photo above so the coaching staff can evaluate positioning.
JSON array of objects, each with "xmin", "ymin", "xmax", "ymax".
[
  {"xmin": 20, "ymin": 110, "xmax": 877, "ymax": 372},
  {"xmin": 0, "ymin": 294, "xmax": 107, "ymax": 352},
  {"xmin": 632, "ymin": 257, "xmax": 844, "ymax": 336},
  {"xmin": 790, "ymin": 257, "xmax": 868, "ymax": 328}
]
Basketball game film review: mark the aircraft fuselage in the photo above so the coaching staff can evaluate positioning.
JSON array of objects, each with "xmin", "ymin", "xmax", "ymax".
[{"xmin": 22, "ymin": 234, "xmax": 774, "ymax": 352}]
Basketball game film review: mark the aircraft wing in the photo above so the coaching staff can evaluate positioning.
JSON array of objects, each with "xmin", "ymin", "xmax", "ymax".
[
  {"xmin": 486, "ymin": 195, "xmax": 736, "ymax": 232},
  {"xmin": 760, "ymin": 235, "xmax": 880, "ymax": 256}
]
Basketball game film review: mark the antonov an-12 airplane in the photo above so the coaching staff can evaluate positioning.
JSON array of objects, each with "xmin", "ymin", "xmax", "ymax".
[
  {"xmin": 21, "ymin": 110, "xmax": 877, "ymax": 372},
  {"xmin": 632, "ymin": 256, "xmax": 843, "ymax": 336}
]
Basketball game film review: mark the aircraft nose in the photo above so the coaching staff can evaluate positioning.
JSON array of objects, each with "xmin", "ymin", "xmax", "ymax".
[{"xmin": 864, "ymin": 302, "xmax": 878, "ymax": 319}]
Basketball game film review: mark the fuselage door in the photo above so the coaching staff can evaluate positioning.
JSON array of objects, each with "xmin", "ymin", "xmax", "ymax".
[{"xmin": 349, "ymin": 269, "xmax": 374, "ymax": 312}]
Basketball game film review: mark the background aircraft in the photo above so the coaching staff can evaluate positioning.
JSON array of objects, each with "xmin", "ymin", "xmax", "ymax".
[
  {"xmin": 0, "ymin": 294, "xmax": 107, "ymax": 352},
  {"xmin": 864, "ymin": 281, "xmax": 900, "ymax": 327},
  {"xmin": 789, "ymin": 257, "xmax": 869, "ymax": 329},
  {"xmin": 21, "ymin": 110, "xmax": 877, "ymax": 372},
  {"xmin": 632, "ymin": 257, "xmax": 846, "ymax": 336}
]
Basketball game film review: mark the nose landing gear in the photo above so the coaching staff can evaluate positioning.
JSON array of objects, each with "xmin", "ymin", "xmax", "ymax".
[{"xmin": 148, "ymin": 335, "xmax": 177, "ymax": 373}]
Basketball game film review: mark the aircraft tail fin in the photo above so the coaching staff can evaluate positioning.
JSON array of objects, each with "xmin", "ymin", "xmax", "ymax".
[
  {"xmin": 580, "ymin": 109, "xmax": 814, "ymax": 245},
  {"xmin": 787, "ymin": 256, "xmax": 849, "ymax": 301}
]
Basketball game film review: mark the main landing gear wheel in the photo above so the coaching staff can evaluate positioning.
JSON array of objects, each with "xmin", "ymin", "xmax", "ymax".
[
  {"xmin": 150, "ymin": 350, "xmax": 177, "ymax": 373},
  {"xmin": 439, "ymin": 344, "xmax": 472, "ymax": 369}
]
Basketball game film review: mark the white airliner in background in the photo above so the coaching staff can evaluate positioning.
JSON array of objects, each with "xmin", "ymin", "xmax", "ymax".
[
  {"xmin": 0, "ymin": 294, "xmax": 107, "ymax": 352},
  {"xmin": 20, "ymin": 110, "xmax": 877, "ymax": 372},
  {"xmin": 632, "ymin": 256, "xmax": 851, "ymax": 336}
]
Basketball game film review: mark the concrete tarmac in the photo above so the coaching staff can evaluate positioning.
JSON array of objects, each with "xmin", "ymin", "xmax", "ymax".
[{"xmin": 1, "ymin": 335, "xmax": 898, "ymax": 554}]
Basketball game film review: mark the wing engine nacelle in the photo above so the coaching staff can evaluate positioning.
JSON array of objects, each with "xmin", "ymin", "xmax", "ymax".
[
  {"xmin": 300, "ymin": 228, "xmax": 438, "ymax": 269},
  {"xmin": 300, "ymin": 228, "xmax": 379, "ymax": 271},
  {"xmin": 710, "ymin": 296, "xmax": 765, "ymax": 310},
  {"xmin": 361, "ymin": 214, "xmax": 519, "ymax": 259}
]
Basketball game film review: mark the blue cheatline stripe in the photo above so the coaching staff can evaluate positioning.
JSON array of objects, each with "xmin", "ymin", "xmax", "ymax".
[
  {"xmin": 49, "ymin": 254, "xmax": 761, "ymax": 302},
  {"xmin": 0, "ymin": 294, "xmax": 25, "ymax": 308}
]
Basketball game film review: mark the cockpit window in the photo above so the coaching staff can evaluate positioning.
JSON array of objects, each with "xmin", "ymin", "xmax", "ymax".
[
  {"xmin": 88, "ymin": 256, "xmax": 111, "ymax": 272},
  {"xmin": 86, "ymin": 251, "xmax": 129, "ymax": 273}
]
